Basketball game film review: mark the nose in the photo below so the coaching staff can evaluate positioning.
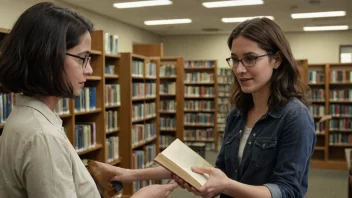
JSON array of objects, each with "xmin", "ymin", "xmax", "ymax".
[
  {"xmin": 84, "ymin": 62, "xmax": 93, "ymax": 75},
  {"xmin": 234, "ymin": 61, "xmax": 246, "ymax": 75}
]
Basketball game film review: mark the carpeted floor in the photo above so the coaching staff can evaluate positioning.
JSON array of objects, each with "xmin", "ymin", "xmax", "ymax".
[{"xmin": 167, "ymin": 151, "xmax": 347, "ymax": 198}]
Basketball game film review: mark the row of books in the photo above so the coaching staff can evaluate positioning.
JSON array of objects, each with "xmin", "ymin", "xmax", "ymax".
[
  {"xmin": 104, "ymin": 33, "xmax": 118, "ymax": 55},
  {"xmin": 315, "ymin": 122, "xmax": 325, "ymax": 134},
  {"xmin": 160, "ymin": 117, "xmax": 176, "ymax": 130},
  {"xmin": 311, "ymin": 89, "xmax": 324, "ymax": 101},
  {"xmin": 184, "ymin": 100, "xmax": 214, "ymax": 111},
  {"xmin": 105, "ymin": 84, "xmax": 121, "ymax": 107},
  {"xmin": 146, "ymin": 62, "xmax": 157, "ymax": 78},
  {"xmin": 132, "ymin": 147, "xmax": 157, "ymax": 192},
  {"xmin": 308, "ymin": 71, "xmax": 325, "ymax": 84},
  {"xmin": 54, "ymin": 98, "xmax": 70, "ymax": 116},
  {"xmin": 106, "ymin": 110, "xmax": 119, "ymax": 132},
  {"xmin": 105, "ymin": 64, "xmax": 115, "ymax": 74},
  {"xmin": 106, "ymin": 136, "xmax": 119, "ymax": 163},
  {"xmin": 184, "ymin": 113, "xmax": 214, "ymax": 125},
  {"xmin": 329, "ymin": 133, "xmax": 352, "ymax": 145},
  {"xmin": 184, "ymin": 128, "xmax": 214, "ymax": 141},
  {"xmin": 132, "ymin": 60, "xmax": 145, "ymax": 77},
  {"xmin": 132, "ymin": 83, "xmax": 156, "ymax": 99},
  {"xmin": 0, "ymin": 93, "xmax": 13, "ymax": 124},
  {"xmin": 217, "ymin": 68, "xmax": 233, "ymax": 84},
  {"xmin": 184, "ymin": 60, "xmax": 215, "ymax": 68},
  {"xmin": 160, "ymin": 82, "xmax": 176, "ymax": 95},
  {"xmin": 160, "ymin": 100, "xmax": 176, "ymax": 112},
  {"xmin": 75, "ymin": 87, "xmax": 96, "ymax": 113},
  {"xmin": 330, "ymin": 89, "xmax": 352, "ymax": 101},
  {"xmin": 185, "ymin": 86, "xmax": 214, "ymax": 97},
  {"xmin": 218, "ymin": 84, "xmax": 231, "ymax": 93},
  {"xmin": 132, "ymin": 103, "xmax": 156, "ymax": 121},
  {"xmin": 329, "ymin": 104, "xmax": 352, "ymax": 116},
  {"xmin": 131, "ymin": 123, "xmax": 156, "ymax": 146},
  {"xmin": 74, "ymin": 122, "xmax": 97, "ymax": 152},
  {"xmin": 160, "ymin": 135, "xmax": 176, "ymax": 148},
  {"xmin": 160, "ymin": 64, "xmax": 176, "ymax": 77},
  {"xmin": 309, "ymin": 105, "xmax": 325, "ymax": 117},
  {"xmin": 329, "ymin": 119, "xmax": 352, "ymax": 130},
  {"xmin": 184, "ymin": 72, "xmax": 214, "ymax": 83},
  {"xmin": 330, "ymin": 70, "xmax": 352, "ymax": 83}
]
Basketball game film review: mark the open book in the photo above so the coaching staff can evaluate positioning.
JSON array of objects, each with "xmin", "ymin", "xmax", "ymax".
[{"xmin": 154, "ymin": 139, "xmax": 213, "ymax": 190}]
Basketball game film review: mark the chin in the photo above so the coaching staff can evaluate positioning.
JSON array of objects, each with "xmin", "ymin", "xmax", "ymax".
[{"xmin": 240, "ymin": 86, "xmax": 257, "ymax": 94}]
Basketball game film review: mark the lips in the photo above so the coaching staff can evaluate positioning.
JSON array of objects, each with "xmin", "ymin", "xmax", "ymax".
[{"xmin": 240, "ymin": 78, "xmax": 252, "ymax": 82}]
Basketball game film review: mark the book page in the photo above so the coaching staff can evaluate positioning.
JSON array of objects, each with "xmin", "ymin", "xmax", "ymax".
[{"xmin": 161, "ymin": 139, "xmax": 213, "ymax": 186}]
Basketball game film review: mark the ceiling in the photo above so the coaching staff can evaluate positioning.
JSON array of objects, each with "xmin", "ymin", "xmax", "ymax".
[{"xmin": 61, "ymin": 0, "xmax": 352, "ymax": 35}]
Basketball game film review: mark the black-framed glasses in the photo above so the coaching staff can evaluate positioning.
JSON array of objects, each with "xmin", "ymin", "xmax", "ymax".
[
  {"xmin": 66, "ymin": 52, "xmax": 91, "ymax": 68},
  {"xmin": 226, "ymin": 53, "xmax": 272, "ymax": 68}
]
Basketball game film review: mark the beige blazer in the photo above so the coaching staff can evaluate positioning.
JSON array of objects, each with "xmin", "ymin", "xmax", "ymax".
[{"xmin": 0, "ymin": 94, "xmax": 100, "ymax": 198}]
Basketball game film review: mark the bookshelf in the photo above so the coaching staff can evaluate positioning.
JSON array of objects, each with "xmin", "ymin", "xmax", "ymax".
[
  {"xmin": 119, "ymin": 52, "xmax": 160, "ymax": 196},
  {"xmin": 159, "ymin": 57, "xmax": 184, "ymax": 151},
  {"xmin": 183, "ymin": 60, "xmax": 218, "ymax": 151},
  {"xmin": 0, "ymin": 28, "xmax": 11, "ymax": 137},
  {"xmin": 309, "ymin": 63, "xmax": 352, "ymax": 170},
  {"xmin": 217, "ymin": 68, "xmax": 233, "ymax": 148}
]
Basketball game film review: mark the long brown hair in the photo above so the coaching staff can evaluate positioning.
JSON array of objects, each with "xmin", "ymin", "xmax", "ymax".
[{"xmin": 227, "ymin": 18, "xmax": 310, "ymax": 113}]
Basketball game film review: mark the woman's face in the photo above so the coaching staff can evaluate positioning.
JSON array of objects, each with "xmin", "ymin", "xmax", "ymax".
[
  {"xmin": 231, "ymin": 36, "xmax": 280, "ymax": 94},
  {"xmin": 64, "ymin": 31, "xmax": 93, "ymax": 97}
]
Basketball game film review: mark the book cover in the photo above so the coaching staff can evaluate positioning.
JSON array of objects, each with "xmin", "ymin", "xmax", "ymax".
[{"xmin": 154, "ymin": 138, "xmax": 213, "ymax": 190}]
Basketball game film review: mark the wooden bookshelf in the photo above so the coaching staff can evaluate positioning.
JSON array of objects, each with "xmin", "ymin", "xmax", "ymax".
[
  {"xmin": 159, "ymin": 57, "xmax": 184, "ymax": 151},
  {"xmin": 119, "ymin": 53, "xmax": 160, "ymax": 196},
  {"xmin": 216, "ymin": 68, "xmax": 233, "ymax": 149},
  {"xmin": 183, "ymin": 60, "xmax": 218, "ymax": 151},
  {"xmin": 308, "ymin": 63, "xmax": 352, "ymax": 170}
]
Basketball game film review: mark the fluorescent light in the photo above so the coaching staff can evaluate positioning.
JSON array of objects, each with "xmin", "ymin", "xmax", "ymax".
[
  {"xmin": 292, "ymin": 11, "xmax": 346, "ymax": 19},
  {"xmin": 303, "ymin": 25, "xmax": 349, "ymax": 31},
  {"xmin": 144, "ymin": 19, "xmax": 192, "ymax": 25},
  {"xmin": 203, "ymin": 0, "xmax": 263, "ymax": 8},
  {"xmin": 113, "ymin": 0, "xmax": 172, "ymax": 9},
  {"xmin": 222, "ymin": 16, "xmax": 274, "ymax": 23}
]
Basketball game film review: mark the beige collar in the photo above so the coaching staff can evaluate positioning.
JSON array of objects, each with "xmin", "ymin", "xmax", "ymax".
[{"xmin": 15, "ymin": 94, "xmax": 62, "ymax": 127}]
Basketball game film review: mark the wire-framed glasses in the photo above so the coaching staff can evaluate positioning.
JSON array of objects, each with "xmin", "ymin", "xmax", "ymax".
[
  {"xmin": 66, "ymin": 52, "xmax": 91, "ymax": 68},
  {"xmin": 226, "ymin": 53, "xmax": 272, "ymax": 68}
]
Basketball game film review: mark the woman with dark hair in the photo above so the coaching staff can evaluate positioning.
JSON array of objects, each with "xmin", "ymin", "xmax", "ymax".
[
  {"xmin": 0, "ymin": 2, "xmax": 177, "ymax": 198},
  {"xmin": 89, "ymin": 17, "xmax": 316, "ymax": 198}
]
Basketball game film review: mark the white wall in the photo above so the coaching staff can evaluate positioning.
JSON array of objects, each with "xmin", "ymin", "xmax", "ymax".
[
  {"xmin": 0, "ymin": 0, "xmax": 161, "ymax": 52},
  {"xmin": 162, "ymin": 31, "xmax": 352, "ymax": 68}
]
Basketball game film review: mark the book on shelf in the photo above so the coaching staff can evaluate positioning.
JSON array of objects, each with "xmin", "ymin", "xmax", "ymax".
[{"xmin": 154, "ymin": 138, "xmax": 212, "ymax": 190}]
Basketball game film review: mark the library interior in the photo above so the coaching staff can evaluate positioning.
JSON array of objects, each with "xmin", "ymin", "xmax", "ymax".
[{"xmin": 0, "ymin": 0, "xmax": 352, "ymax": 197}]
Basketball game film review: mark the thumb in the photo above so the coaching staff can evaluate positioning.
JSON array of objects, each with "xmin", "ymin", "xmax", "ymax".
[
  {"xmin": 110, "ymin": 175, "xmax": 120, "ymax": 181},
  {"xmin": 192, "ymin": 166, "xmax": 212, "ymax": 174},
  {"xmin": 164, "ymin": 182, "xmax": 179, "ymax": 196}
]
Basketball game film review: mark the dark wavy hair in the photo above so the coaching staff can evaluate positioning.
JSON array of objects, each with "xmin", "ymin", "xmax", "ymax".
[
  {"xmin": 227, "ymin": 18, "xmax": 310, "ymax": 113},
  {"xmin": 0, "ymin": 2, "xmax": 94, "ymax": 98}
]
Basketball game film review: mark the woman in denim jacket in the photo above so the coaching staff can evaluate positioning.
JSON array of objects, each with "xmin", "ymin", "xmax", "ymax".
[{"xmin": 89, "ymin": 17, "xmax": 316, "ymax": 198}]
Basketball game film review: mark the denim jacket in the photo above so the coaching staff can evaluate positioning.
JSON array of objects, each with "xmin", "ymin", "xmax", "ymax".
[{"xmin": 215, "ymin": 98, "xmax": 316, "ymax": 198}]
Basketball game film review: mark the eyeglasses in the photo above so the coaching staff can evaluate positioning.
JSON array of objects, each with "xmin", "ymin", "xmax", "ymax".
[
  {"xmin": 66, "ymin": 52, "xmax": 91, "ymax": 68},
  {"xmin": 226, "ymin": 53, "xmax": 272, "ymax": 68}
]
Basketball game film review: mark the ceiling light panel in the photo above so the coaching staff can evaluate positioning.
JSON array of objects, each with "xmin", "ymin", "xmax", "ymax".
[
  {"xmin": 144, "ymin": 19, "xmax": 192, "ymax": 25},
  {"xmin": 222, "ymin": 16, "xmax": 274, "ymax": 23},
  {"xmin": 292, "ymin": 11, "xmax": 346, "ymax": 19},
  {"xmin": 203, "ymin": 0, "xmax": 263, "ymax": 8},
  {"xmin": 113, "ymin": 0, "xmax": 172, "ymax": 9},
  {"xmin": 303, "ymin": 25, "xmax": 349, "ymax": 31}
]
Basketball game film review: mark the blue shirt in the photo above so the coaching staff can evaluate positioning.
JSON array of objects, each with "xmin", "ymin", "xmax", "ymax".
[{"xmin": 215, "ymin": 98, "xmax": 316, "ymax": 198}]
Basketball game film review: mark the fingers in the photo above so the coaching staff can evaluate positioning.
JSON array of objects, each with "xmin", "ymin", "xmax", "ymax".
[{"xmin": 191, "ymin": 166, "xmax": 212, "ymax": 174}]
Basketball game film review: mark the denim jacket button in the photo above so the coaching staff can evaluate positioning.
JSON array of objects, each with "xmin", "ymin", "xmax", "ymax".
[
  {"xmin": 263, "ymin": 144, "xmax": 266, "ymax": 148},
  {"xmin": 253, "ymin": 133, "xmax": 256, "ymax": 137},
  {"xmin": 239, "ymin": 130, "xmax": 242, "ymax": 133},
  {"xmin": 248, "ymin": 142, "xmax": 252, "ymax": 145}
]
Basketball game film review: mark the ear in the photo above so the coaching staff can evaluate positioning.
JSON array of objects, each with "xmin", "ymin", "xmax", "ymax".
[{"xmin": 273, "ymin": 52, "xmax": 282, "ymax": 69}]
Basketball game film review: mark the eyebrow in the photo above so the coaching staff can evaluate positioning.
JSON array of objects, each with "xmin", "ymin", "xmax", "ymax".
[
  {"xmin": 79, "ymin": 50, "xmax": 91, "ymax": 56},
  {"xmin": 231, "ymin": 52, "xmax": 258, "ymax": 56}
]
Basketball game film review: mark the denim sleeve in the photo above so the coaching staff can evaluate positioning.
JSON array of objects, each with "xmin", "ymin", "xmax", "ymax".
[
  {"xmin": 215, "ymin": 109, "xmax": 236, "ymax": 169},
  {"xmin": 265, "ymin": 106, "xmax": 316, "ymax": 198}
]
